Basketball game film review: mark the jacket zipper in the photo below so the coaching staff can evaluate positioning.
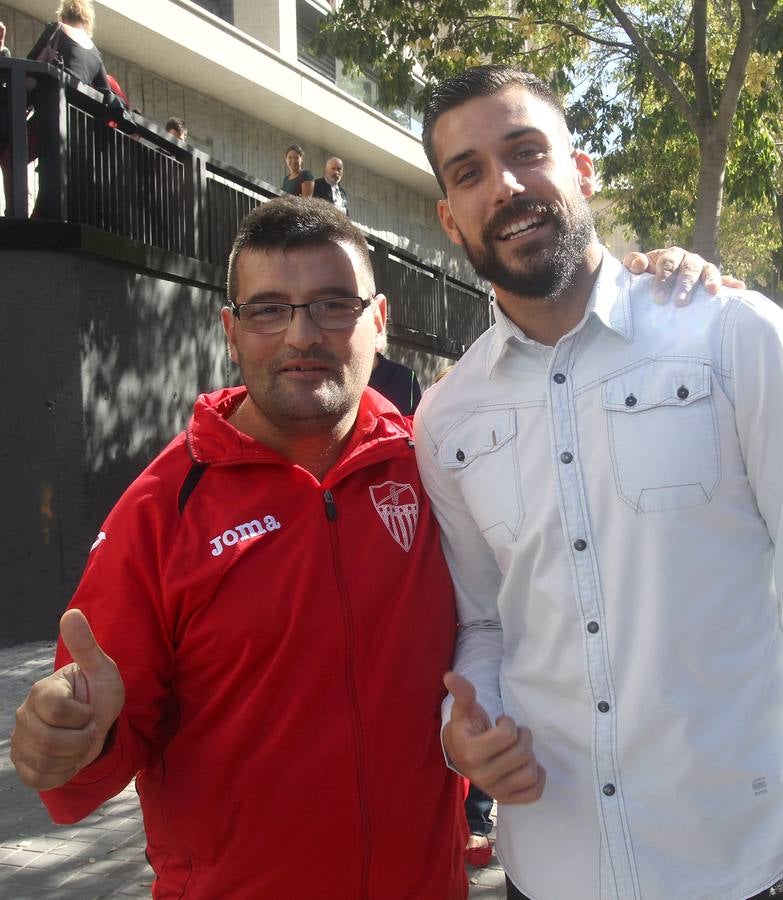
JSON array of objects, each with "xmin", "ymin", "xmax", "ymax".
[{"xmin": 323, "ymin": 488, "xmax": 372, "ymax": 900}]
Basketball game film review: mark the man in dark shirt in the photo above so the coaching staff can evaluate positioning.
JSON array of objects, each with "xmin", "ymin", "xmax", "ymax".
[
  {"xmin": 313, "ymin": 156, "xmax": 349, "ymax": 217},
  {"xmin": 368, "ymin": 344, "xmax": 422, "ymax": 415}
]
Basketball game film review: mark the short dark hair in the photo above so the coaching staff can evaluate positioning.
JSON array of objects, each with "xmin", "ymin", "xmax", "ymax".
[
  {"xmin": 227, "ymin": 195, "xmax": 375, "ymax": 303},
  {"xmin": 285, "ymin": 144, "xmax": 304, "ymax": 157},
  {"xmin": 165, "ymin": 116, "xmax": 186, "ymax": 134},
  {"xmin": 422, "ymin": 65, "xmax": 567, "ymax": 193}
]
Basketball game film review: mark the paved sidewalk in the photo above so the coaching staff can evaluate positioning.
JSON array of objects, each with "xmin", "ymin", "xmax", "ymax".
[{"xmin": 1, "ymin": 641, "xmax": 506, "ymax": 898}]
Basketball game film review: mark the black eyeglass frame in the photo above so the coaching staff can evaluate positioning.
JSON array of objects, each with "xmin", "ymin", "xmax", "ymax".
[{"xmin": 230, "ymin": 296, "xmax": 374, "ymax": 333}]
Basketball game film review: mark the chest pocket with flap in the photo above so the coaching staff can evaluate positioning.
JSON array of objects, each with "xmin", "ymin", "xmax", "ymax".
[
  {"xmin": 438, "ymin": 409, "xmax": 523, "ymax": 549},
  {"xmin": 602, "ymin": 359, "xmax": 719, "ymax": 513}
]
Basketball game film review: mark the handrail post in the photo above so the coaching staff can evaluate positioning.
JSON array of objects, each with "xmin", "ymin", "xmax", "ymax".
[
  {"xmin": 6, "ymin": 61, "xmax": 30, "ymax": 219},
  {"xmin": 184, "ymin": 147, "xmax": 209, "ymax": 260},
  {"xmin": 34, "ymin": 66, "xmax": 68, "ymax": 221},
  {"xmin": 439, "ymin": 270, "xmax": 449, "ymax": 339},
  {"xmin": 370, "ymin": 239, "xmax": 390, "ymax": 318}
]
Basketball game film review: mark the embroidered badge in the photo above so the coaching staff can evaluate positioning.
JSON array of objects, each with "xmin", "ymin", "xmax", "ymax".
[{"xmin": 370, "ymin": 482, "xmax": 418, "ymax": 552}]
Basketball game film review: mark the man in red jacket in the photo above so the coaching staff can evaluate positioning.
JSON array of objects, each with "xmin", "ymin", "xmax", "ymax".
[{"xmin": 10, "ymin": 196, "xmax": 467, "ymax": 899}]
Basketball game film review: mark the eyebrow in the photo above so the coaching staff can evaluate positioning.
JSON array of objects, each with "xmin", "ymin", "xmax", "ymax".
[
  {"xmin": 242, "ymin": 286, "xmax": 359, "ymax": 302},
  {"xmin": 440, "ymin": 127, "xmax": 542, "ymax": 176}
]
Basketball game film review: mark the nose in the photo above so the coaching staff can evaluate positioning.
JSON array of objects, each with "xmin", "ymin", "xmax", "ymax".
[
  {"xmin": 490, "ymin": 161, "xmax": 525, "ymax": 205},
  {"xmin": 284, "ymin": 305, "xmax": 324, "ymax": 350}
]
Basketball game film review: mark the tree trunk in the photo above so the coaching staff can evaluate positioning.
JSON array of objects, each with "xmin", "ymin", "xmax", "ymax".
[{"xmin": 692, "ymin": 133, "xmax": 729, "ymax": 264}]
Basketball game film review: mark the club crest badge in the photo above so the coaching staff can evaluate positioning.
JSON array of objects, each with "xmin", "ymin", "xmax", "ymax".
[{"xmin": 370, "ymin": 481, "xmax": 419, "ymax": 552}]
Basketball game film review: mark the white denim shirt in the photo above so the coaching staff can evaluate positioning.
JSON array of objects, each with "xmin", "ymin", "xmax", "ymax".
[{"xmin": 414, "ymin": 251, "xmax": 783, "ymax": 900}]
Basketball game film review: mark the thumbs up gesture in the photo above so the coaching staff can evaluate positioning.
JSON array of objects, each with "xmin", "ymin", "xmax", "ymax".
[
  {"xmin": 443, "ymin": 671, "xmax": 546, "ymax": 804},
  {"xmin": 11, "ymin": 609, "xmax": 125, "ymax": 790}
]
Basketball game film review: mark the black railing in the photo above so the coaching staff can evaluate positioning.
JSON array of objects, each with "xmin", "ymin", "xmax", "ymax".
[{"xmin": 0, "ymin": 57, "xmax": 491, "ymax": 356}]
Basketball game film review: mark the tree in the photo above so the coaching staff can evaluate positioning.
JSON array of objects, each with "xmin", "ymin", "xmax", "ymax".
[{"xmin": 316, "ymin": 0, "xmax": 783, "ymax": 263}]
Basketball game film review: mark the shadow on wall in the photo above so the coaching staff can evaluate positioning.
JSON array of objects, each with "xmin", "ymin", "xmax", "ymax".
[
  {"xmin": 0, "ymin": 246, "xmax": 231, "ymax": 645},
  {"xmin": 80, "ymin": 273, "xmax": 229, "ymax": 506}
]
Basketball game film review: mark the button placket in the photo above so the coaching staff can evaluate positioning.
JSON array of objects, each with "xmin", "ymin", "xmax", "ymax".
[{"xmin": 547, "ymin": 348, "xmax": 635, "ymax": 892}]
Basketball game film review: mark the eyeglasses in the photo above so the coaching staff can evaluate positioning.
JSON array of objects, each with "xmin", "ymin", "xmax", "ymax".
[{"xmin": 231, "ymin": 296, "xmax": 372, "ymax": 335}]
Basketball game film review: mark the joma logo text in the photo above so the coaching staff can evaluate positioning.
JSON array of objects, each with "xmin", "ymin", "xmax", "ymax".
[{"xmin": 210, "ymin": 516, "xmax": 281, "ymax": 557}]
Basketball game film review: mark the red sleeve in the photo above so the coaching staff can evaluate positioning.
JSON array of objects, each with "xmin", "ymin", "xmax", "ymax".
[{"xmin": 38, "ymin": 460, "xmax": 182, "ymax": 824}]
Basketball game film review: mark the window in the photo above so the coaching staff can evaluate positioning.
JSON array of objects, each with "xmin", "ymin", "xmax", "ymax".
[
  {"xmin": 297, "ymin": 0, "xmax": 336, "ymax": 81},
  {"xmin": 190, "ymin": 0, "xmax": 234, "ymax": 23},
  {"xmin": 297, "ymin": 2, "xmax": 422, "ymax": 135}
]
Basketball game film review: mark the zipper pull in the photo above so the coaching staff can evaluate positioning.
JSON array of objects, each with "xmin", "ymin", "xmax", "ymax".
[{"xmin": 324, "ymin": 489, "xmax": 337, "ymax": 521}]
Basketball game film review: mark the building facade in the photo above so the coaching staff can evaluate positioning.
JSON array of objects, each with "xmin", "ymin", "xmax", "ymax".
[{"xmin": 1, "ymin": 0, "xmax": 477, "ymax": 280}]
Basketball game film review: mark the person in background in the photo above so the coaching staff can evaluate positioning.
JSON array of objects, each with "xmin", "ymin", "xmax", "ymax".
[
  {"xmin": 464, "ymin": 784, "xmax": 495, "ymax": 867},
  {"xmin": 313, "ymin": 156, "xmax": 349, "ymax": 216},
  {"xmin": 282, "ymin": 143, "xmax": 315, "ymax": 197},
  {"xmin": 28, "ymin": 0, "xmax": 110, "ymax": 90},
  {"xmin": 106, "ymin": 74, "xmax": 129, "ymax": 108},
  {"xmin": 165, "ymin": 116, "xmax": 187, "ymax": 142},
  {"xmin": 1, "ymin": 0, "xmax": 111, "ymax": 210},
  {"xmin": 0, "ymin": 22, "xmax": 9, "ymax": 159},
  {"xmin": 368, "ymin": 338, "xmax": 422, "ymax": 416}
]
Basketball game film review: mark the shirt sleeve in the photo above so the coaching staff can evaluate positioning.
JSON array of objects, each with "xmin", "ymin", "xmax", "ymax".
[
  {"xmin": 413, "ymin": 403, "xmax": 505, "ymax": 729},
  {"xmin": 39, "ymin": 473, "xmax": 178, "ymax": 824},
  {"xmin": 729, "ymin": 293, "xmax": 783, "ymax": 602}
]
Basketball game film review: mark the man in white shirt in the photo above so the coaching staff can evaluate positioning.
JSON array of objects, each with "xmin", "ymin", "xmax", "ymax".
[
  {"xmin": 313, "ymin": 156, "xmax": 350, "ymax": 216},
  {"xmin": 414, "ymin": 64, "xmax": 783, "ymax": 900}
]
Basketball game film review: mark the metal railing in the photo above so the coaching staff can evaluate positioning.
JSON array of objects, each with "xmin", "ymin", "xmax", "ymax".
[{"xmin": 0, "ymin": 57, "xmax": 491, "ymax": 355}]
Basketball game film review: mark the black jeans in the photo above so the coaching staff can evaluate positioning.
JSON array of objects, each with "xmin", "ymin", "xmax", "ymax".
[
  {"xmin": 465, "ymin": 783, "xmax": 494, "ymax": 837},
  {"xmin": 505, "ymin": 875, "xmax": 783, "ymax": 900}
]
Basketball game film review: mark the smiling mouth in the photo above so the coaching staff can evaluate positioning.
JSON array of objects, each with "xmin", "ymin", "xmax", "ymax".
[{"xmin": 497, "ymin": 212, "xmax": 548, "ymax": 241}]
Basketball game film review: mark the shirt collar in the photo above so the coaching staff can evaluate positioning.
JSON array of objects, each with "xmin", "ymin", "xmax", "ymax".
[{"xmin": 485, "ymin": 248, "xmax": 633, "ymax": 376}]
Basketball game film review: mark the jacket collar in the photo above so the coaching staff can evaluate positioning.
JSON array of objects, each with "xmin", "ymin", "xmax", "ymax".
[{"xmin": 186, "ymin": 386, "xmax": 412, "ymax": 467}]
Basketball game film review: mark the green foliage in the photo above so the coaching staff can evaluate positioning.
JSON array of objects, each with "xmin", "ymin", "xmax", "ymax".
[
  {"xmin": 317, "ymin": 0, "xmax": 783, "ymax": 272},
  {"xmin": 719, "ymin": 199, "xmax": 781, "ymax": 296},
  {"xmin": 314, "ymin": 0, "xmax": 586, "ymax": 109}
]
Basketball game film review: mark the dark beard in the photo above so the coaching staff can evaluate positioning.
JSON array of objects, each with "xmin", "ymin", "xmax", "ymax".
[{"xmin": 461, "ymin": 197, "xmax": 595, "ymax": 300}]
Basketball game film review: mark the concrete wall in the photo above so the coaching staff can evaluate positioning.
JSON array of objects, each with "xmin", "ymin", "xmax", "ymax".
[{"xmin": 0, "ymin": 243, "xmax": 227, "ymax": 645}]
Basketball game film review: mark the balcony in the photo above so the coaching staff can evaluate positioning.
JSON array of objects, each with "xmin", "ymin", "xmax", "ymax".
[{"xmin": 1, "ymin": 57, "xmax": 490, "ymax": 357}]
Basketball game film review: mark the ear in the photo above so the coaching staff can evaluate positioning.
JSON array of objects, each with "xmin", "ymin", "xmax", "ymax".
[
  {"xmin": 372, "ymin": 294, "xmax": 388, "ymax": 352},
  {"xmin": 220, "ymin": 306, "xmax": 239, "ymax": 364},
  {"xmin": 572, "ymin": 150, "xmax": 596, "ymax": 199},
  {"xmin": 436, "ymin": 198, "xmax": 464, "ymax": 247}
]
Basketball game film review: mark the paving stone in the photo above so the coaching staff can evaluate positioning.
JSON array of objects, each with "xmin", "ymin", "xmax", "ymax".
[{"xmin": 0, "ymin": 643, "xmax": 153, "ymax": 897}]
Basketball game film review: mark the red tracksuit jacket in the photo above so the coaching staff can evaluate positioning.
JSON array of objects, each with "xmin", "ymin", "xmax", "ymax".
[{"xmin": 41, "ymin": 387, "xmax": 467, "ymax": 899}]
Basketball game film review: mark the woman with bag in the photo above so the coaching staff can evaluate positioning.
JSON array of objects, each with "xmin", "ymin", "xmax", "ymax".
[
  {"xmin": 1, "ymin": 0, "xmax": 111, "ymax": 213},
  {"xmin": 27, "ymin": 0, "xmax": 110, "ymax": 91}
]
